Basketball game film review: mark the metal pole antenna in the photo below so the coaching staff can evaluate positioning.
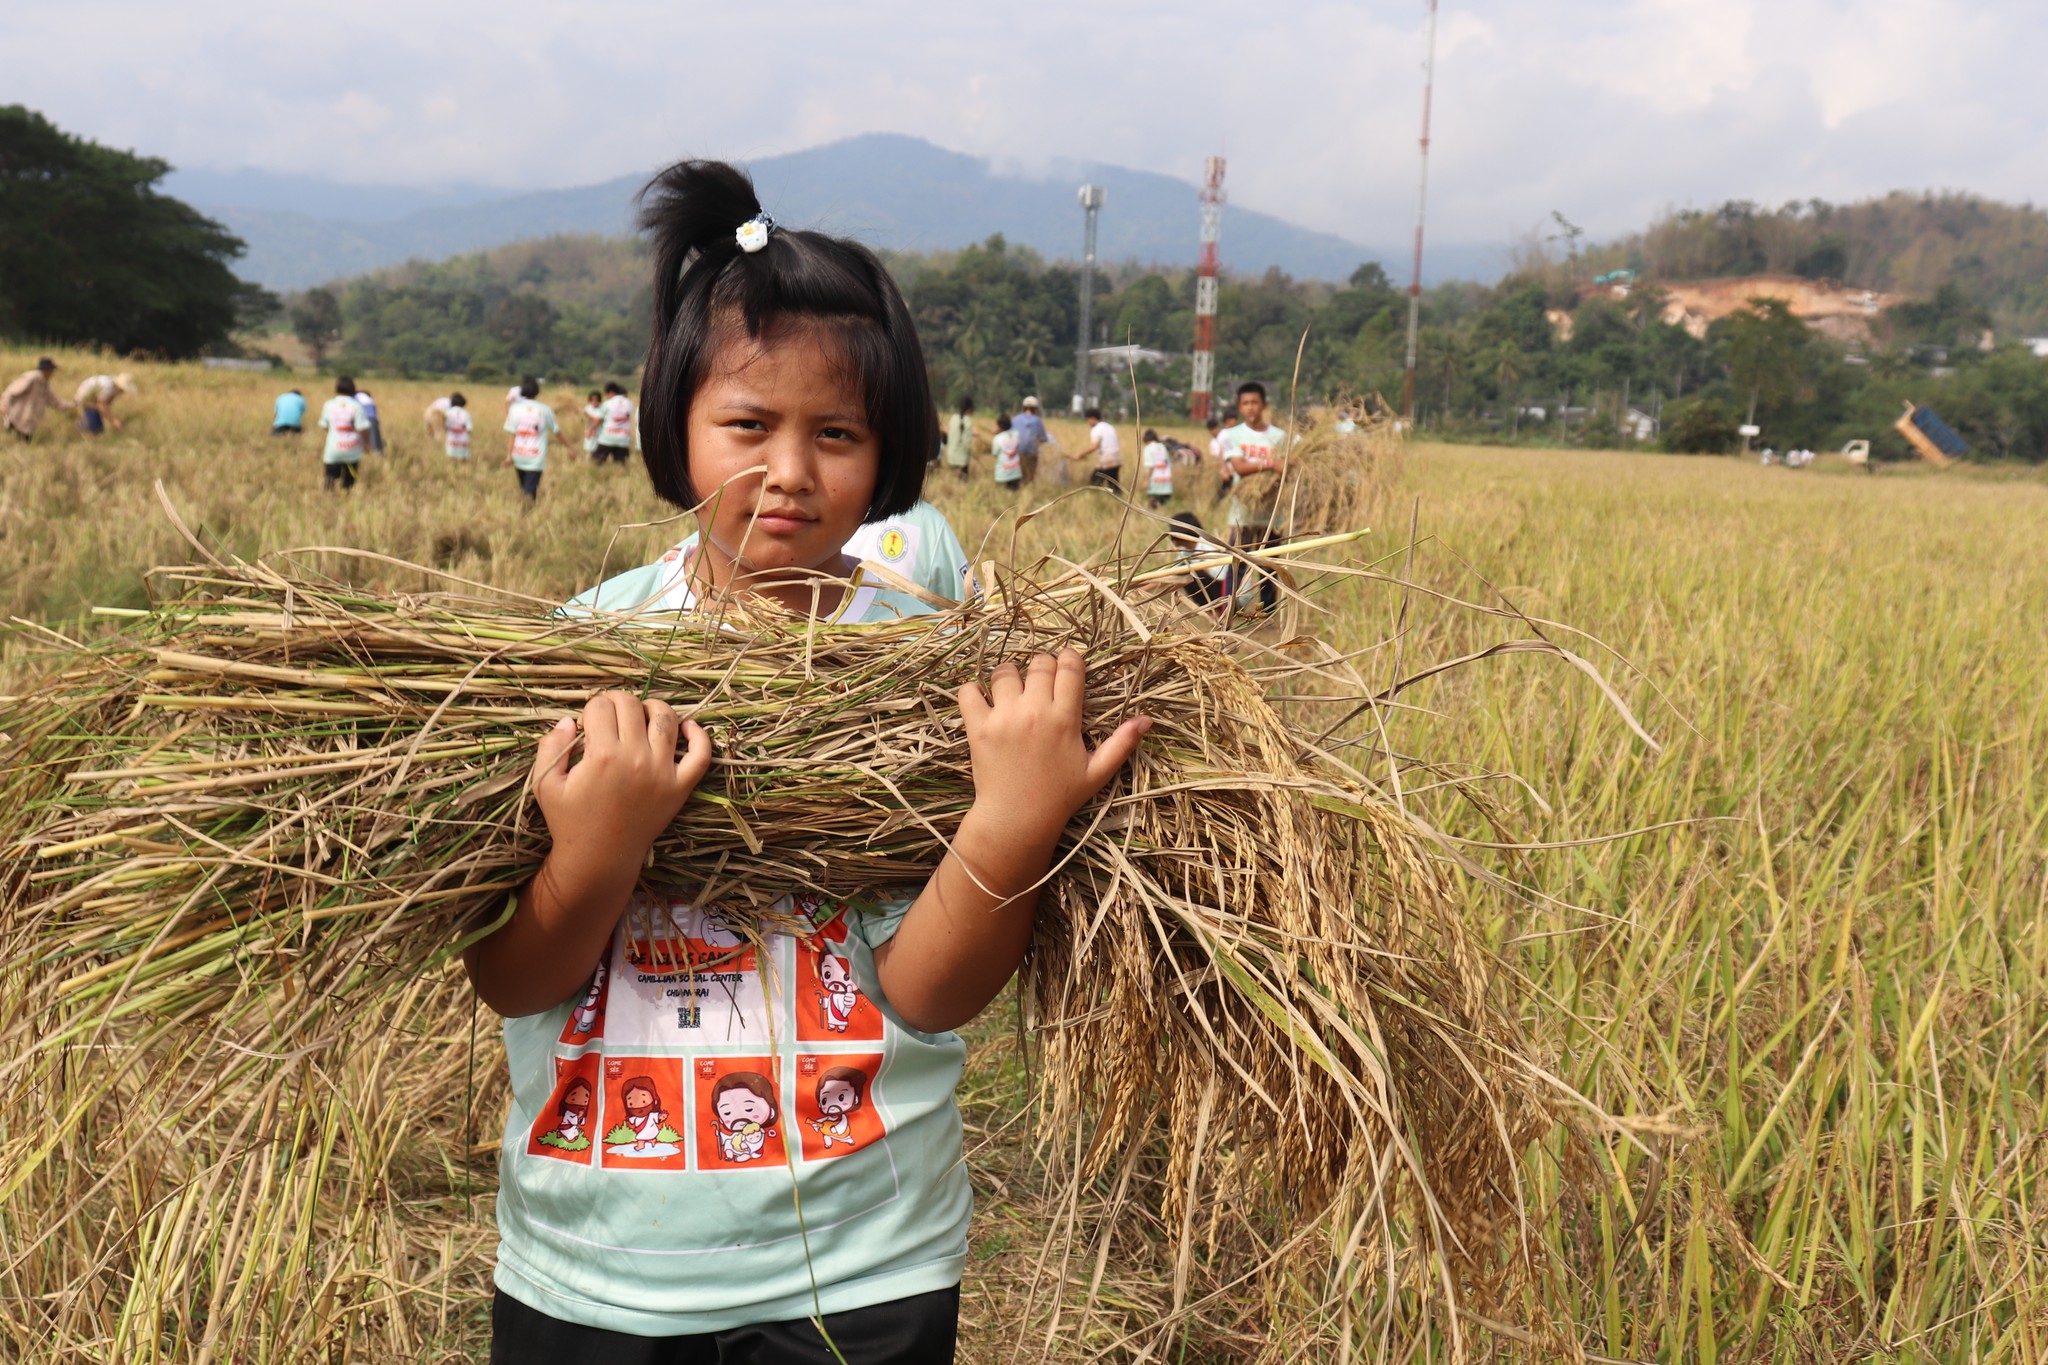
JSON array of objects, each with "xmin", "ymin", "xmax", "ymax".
[
  {"xmin": 1190, "ymin": 156, "xmax": 1226, "ymax": 422},
  {"xmin": 1402, "ymin": 0, "xmax": 1438, "ymax": 424},
  {"xmin": 1073, "ymin": 184, "xmax": 1104, "ymax": 413}
]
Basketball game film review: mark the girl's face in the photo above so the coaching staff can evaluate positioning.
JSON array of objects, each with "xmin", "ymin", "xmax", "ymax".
[{"xmin": 686, "ymin": 323, "xmax": 880, "ymax": 613}]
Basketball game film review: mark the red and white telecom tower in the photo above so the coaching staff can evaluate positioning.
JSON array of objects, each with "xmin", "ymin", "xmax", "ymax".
[{"xmin": 1190, "ymin": 155, "xmax": 1226, "ymax": 422}]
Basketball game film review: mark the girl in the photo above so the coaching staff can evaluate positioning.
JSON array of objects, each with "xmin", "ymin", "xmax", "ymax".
[
  {"xmin": 582, "ymin": 389, "xmax": 605, "ymax": 461},
  {"xmin": 943, "ymin": 396, "xmax": 974, "ymax": 481},
  {"xmin": 443, "ymin": 392, "xmax": 473, "ymax": 460},
  {"xmin": 465, "ymin": 159, "xmax": 1149, "ymax": 1363},
  {"xmin": 990, "ymin": 412, "xmax": 1021, "ymax": 492},
  {"xmin": 1140, "ymin": 427, "xmax": 1172, "ymax": 508}
]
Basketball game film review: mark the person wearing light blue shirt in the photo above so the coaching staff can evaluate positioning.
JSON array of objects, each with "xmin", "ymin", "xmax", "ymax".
[
  {"xmin": 271, "ymin": 389, "xmax": 307, "ymax": 436},
  {"xmin": 1009, "ymin": 396, "xmax": 1052, "ymax": 483}
]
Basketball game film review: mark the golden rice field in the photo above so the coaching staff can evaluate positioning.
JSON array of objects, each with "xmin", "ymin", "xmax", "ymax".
[{"xmin": 3, "ymin": 348, "xmax": 2046, "ymax": 1361}]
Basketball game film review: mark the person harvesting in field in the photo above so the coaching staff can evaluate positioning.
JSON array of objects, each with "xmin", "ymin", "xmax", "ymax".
[
  {"xmin": 581, "ymin": 389, "xmax": 604, "ymax": 461},
  {"xmin": 1010, "ymin": 395, "xmax": 1050, "ymax": 483},
  {"xmin": 503, "ymin": 376, "xmax": 558, "ymax": 502},
  {"xmin": 991, "ymin": 412, "xmax": 1021, "ymax": 492},
  {"xmin": 272, "ymin": 388, "xmax": 307, "ymax": 437},
  {"xmin": 595, "ymin": 380, "xmax": 635, "ymax": 464},
  {"xmin": 1217, "ymin": 380, "xmax": 1290, "ymax": 611},
  {"xmin": 443, "ymin": 392, "xmax": 474, "ymax": 460},
  {"xmin": 463, "ymin": 158, "xmax": 1149, "ymax": 1361},
  {"xmin": 943, "ymin": 396, "xmax": 974, "ymax": 481},
  {"xmin": 1074, "ymin": 406, "xmax": 1122, "ymax": 492},
  {"xmin": 3, "ymin": 358, "xmax": 73, "ymax": 442},
  {"xmin": 74, "ymin": 372, "xmax": 136, "ymax": 435},
  {"xmin": 1139, "ymin": 427, "xmax": 1172, "ymax": 508},
  {"xmin": 317, "ymin": 376, "xmax": 369, "ymax": 490}
]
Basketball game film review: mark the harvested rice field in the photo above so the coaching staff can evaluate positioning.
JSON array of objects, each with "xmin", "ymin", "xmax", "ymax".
[{"xmin": 2, "ymin": 350, "xmax": 2045, "ymax": 1362}]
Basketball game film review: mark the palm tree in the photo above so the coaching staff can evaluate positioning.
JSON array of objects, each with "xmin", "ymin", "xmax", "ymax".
[{"xmin": 1495, "ymin": 344, "xmax": 1526, "ymax": 435}]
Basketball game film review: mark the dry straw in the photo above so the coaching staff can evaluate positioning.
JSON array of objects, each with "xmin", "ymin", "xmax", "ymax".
[{"xmin": 0, "ymin": 533, "xmax": 1590, "ymax": 1360}]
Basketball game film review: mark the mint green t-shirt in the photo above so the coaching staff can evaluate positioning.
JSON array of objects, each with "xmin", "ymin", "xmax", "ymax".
[
  {"xmin": 494, "ymin": 566, "xmax": 966, "ymax": 1335},
  {"xmin": 663, "ymin": 500, "xmax": 973, "ymax": 605},
  {"xmin": 318, "ymin": 395, "xmax": 368, "ymax": 464},
  {"xmin": 505, "ymin": 397, "xmax": 560, "ymax": 472}
]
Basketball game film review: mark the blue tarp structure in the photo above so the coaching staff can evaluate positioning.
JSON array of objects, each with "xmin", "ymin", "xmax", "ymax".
[{"xmin": 1911, "ymin": 406, "xmax": 1970, "ymax": 458}]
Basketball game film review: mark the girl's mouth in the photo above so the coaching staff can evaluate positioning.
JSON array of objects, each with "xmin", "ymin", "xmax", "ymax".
[{"xmin": 749, "ymin": 511, "xmax": 814, "ymax": 535}]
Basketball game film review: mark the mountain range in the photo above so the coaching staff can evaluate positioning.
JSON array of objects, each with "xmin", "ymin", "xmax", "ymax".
[{"xmin": 166, "ymin": 134, "xmax": 1505, "ymax": 292}]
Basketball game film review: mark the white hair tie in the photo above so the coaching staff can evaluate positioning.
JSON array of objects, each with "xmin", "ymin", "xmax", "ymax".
[{"xmin": 735, "ymin": 214, "xmax": 775, "ymax": 253}]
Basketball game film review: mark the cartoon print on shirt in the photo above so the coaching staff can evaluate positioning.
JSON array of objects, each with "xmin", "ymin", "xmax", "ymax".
[
  {"xmin": 818, "ymin": 949, "xmax": 860, "ymax": 1033},
  {"xmin": 538, "ymin": 1076, "xmax": 594, "ymax": 1151},
  {"xmin": 559, "ymin": 958, "xmax": 609, "ymax": 1044},
  {"xmin": 810, "ymin": 1067, "xmax": 865, "ymax": 1149},
  {"xmin": 795, "ymin": 910, "xmax": 883, "ymax": 1043},
  {"xmin": 603, "ymin": 1075, "xmax": 682, "ymax": 1159},
  {"xmin": 597, "ymin": 1057, "xmax": 692, "ymax": 1171},
  {"xmin": 711, "ymin": 1072, "xmax": 777, "ymax": 1164},
  {"xmin": 526, "ymin": 1053, "xmax": 603, "ymax": 1164},
  {"xmin": 795, "ymin": 1052, "xmax": 887, "ymax": 1162}
]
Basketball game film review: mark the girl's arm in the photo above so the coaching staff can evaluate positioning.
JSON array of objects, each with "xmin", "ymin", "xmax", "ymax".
[
  {"xmin": 874, "ymin": 650, "xmax": 1148, "ymax": 1033},
  {"xmin": 465, "ymin": 692, "xmax": 713, "ymax": 1017}
]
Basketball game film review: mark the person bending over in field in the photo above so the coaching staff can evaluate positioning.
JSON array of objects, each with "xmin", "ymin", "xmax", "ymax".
[{"xmin": 462, "ymin": 158, "xmax": 1149, "ymax": 1363}]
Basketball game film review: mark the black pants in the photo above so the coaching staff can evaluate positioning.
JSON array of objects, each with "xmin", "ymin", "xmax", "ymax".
[
  {"xmin": 1089, "ymin": 465, "xmax": 1122, "ymax": 494},
  {"xmin": 1228, "ymin": 523, "xmax": 1278, "ymax": 611},
  {"xmin": 595, "ymin": 443, "xmax": 632, "ymax": 465},
  {"xmin": 272, "ymin": 424, "xmax": 302, "ymax": 437},
  {"xmin": 517, "ymin": 468, "xmax": 543, "ymax": 499},
  {"xmin": 323, "ymin": 461, "xmax": 356, "ymax": 490},
  {"xmin": 488, "ymin": 1285, "xmax": 959, "ymax": 1364}
]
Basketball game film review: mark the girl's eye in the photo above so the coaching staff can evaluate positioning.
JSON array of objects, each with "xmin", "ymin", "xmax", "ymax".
[
  {"xmin": 820, "ymin": 427, "xmax": 857, "ymax": 443},
  {"xmin": 726, "ymin": 419, "xmax": 766, "ymax": 432}
]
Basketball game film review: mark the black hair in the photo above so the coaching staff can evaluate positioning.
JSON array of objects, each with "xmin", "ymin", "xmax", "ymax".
[
  {"xmin": 956, "ymin": 396, "xmax": 974, "ymax": 416},
  {"xmin": 450, "ymin": 392, "xmax": 467, "ymax": 407},
  {"xmin": 1084, "ymin": 407, "xmax": 1102, "ymax": 422},
  {"xmin": 996, "ymin": 413, "xmax": 1012, "ymax": 431},
  {"xmin": 335, "ymin": 376, "xmax": 356, "ymax": 396},
  {"xmin": 1169, "ymin": 509, "xmax": 1205, "ymax": 541},
  {"xmin": 288, "ymin": 388, "xmax": 302, "ymax": 396},
  {"xmin": 1143, "ymin": 428, "xmax": 1159, "ymax": 443},
  {"xmin": 1206, "ymin": 416, "xmax": 1221, "ymax": 430},
  {"xmin": 519, "ymin": 376, "xmax": 540, "ymax": 399},
  {"xmin": 605, "ymin": 381, "xmax": 625, "ymax": 396},
  {"xmin": 1236, "ymin": 380, "xmax": 1267, "ymax": 401},
  {"xmin": 636, "ymin": 159, "xmax": 931, "ymax": 521},
  {"xmin": 36, "ymin": 357, "xmax": 55, "ymax": 371},
  {"xmin": 588, "ymin": 389, "xmax": 603, "ymax": 401}
]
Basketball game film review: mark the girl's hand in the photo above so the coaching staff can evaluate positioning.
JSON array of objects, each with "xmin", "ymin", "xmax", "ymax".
[
  {"xmin": 534, "ymin": 691, "xmax": 713, "ymax": 872},
  {"xmin": 957, "ymin": 649, "xmax": 1150, "ymax": 851}
]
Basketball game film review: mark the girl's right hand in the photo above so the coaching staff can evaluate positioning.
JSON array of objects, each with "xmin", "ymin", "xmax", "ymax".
[{"xmin": 533, "ymin": 691, "xmax": 713, "ymax": 875}]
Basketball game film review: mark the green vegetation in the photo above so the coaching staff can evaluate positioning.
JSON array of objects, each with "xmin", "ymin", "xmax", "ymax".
[{"xmin": 0, "ymin": 107, "xmax": 268, "ymax": 358}]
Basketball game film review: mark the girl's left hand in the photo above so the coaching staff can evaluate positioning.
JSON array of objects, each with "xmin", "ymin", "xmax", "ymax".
[{"xmin": 957, "ymin": 649, "xmax": 1150, "ymax": 851}]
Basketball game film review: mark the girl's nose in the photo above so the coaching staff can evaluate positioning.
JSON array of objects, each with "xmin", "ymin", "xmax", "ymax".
[{"xmin": 760, "ymin": 434, "xmax": 817, "ymax": 495}]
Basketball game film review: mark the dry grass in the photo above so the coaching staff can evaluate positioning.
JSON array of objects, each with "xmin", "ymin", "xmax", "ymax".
[{"xmin": 4, "ymin": 349, "xmax": 2047, "ymax": 1360}]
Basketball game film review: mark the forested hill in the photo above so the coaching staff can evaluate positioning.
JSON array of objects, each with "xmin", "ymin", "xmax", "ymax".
[{"xmin": 1578, "ymin": 194, "xmax": 2048, "ymax": 333}]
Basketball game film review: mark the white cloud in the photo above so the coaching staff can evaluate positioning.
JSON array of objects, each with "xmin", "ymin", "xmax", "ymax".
[{"xmin": 13, "ymin": 0, "xmax": 2048, "ymax": 254}]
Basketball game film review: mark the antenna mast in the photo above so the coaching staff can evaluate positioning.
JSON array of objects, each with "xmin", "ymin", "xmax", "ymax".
[
  {"xmin": 1073, "ymin": 184, "xmax": 1105, "ymax": 413},
  {"xmin": 1190, "ymin": 156, "xmax": 1227, "ymax": 422},
  {"xmin": 1401, "ymin": 0, "xmax": 1439, "ymax": 423}
]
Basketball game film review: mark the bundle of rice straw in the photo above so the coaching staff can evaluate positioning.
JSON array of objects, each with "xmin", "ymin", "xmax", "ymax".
[
  {"xmin": 1272, "ymin": 396, "xmax": 1405, "ymax": 540},
  {"xmin": 0, "ymin": 542, "xmax": 1574, "ymax": 1360}
]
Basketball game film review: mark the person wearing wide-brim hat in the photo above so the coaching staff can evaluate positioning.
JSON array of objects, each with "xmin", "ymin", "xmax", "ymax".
[
  {"xmin": 75, "ymin": 371, "xmax": 138, "ymax": 435},
  {"xmin": 3, "ymin": 358, "xmax": 75, "ymax": 442}
]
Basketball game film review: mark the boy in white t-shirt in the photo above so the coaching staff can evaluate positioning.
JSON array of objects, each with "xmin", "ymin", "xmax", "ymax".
[
  {"xmin": 1075, "ymin": 407, "xmax": 1122, "ymax": 494},
  {"xmin": 1139, "ymin": 428, "xmax": 1173, "ymax": 508},
  {"xmin": 990, "ymin": 413, "xmax": 1022, "ymax": 492},
  {"xmin": 444, "ymin": 392, "xmax": 475, "ymax": 460},
  {"xmin": 1216, "ymin": 381, "xmax": 1290, "ymax": 611}
]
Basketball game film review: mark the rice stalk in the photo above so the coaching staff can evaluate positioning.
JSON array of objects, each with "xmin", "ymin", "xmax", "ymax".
[{"xmin": 0, "ymin": 539, "xmax": 1588, "ymax": 1360}]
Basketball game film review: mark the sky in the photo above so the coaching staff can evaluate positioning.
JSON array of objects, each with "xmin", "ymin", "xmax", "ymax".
[{"xmin": 17, "ymin": 0, "xmax": 2048, "ymax": 252}]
